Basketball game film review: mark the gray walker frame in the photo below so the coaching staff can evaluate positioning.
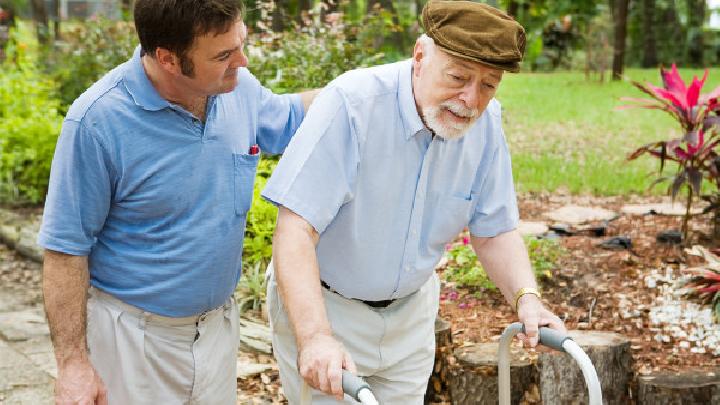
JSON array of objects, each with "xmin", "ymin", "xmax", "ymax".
[{"xmin": 498, "ymin": 322, "xmax": 603, "ymax": 405}]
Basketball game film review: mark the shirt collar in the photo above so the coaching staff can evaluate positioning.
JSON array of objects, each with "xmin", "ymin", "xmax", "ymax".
[
  {"xmin": 398, "ymin": 59, "xmax": 427, "ymax": 140},
  {"xmin": 122, "ymin": 46, "xmax": 172, "ymax": 111}
]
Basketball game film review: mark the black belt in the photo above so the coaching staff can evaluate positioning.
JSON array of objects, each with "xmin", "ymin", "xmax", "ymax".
[{"xmin": 320, "ymin": 280, "xmax": 396, "ymax": 308}]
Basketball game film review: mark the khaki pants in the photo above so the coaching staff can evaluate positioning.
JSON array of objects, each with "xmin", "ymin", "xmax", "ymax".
[
  {"xmin": 266, "ymin": 265, "xmax": 440, "ymax": 404},
  {"xmin": 86, "ymin": 287, "xmax": 239, "ymax": 405}
]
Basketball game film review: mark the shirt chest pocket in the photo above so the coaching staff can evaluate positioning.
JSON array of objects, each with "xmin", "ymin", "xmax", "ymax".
[
  {"xmin": 426, "ymin": 195, "xmax": 475, "ymax": 248},
  {"xmin": 233, "ymin": 153, "xmax": 261, "ymax": 215}
]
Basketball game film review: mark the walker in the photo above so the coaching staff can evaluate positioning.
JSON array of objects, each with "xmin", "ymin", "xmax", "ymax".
[{"xmin": 306, "ymin": 323, "xmax": 603, "ymax": 404}]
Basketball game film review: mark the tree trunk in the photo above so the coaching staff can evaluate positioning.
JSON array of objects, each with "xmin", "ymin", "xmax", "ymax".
[
  {"xmin": 539, "ymin": 331, "xmax": 633, "ymax": 404},
  {"xmin": 506, "ymin": 1, "xmax": 520, "ymax": 19},
  {"xmin": 448, "ymin": 343, "xmax": 539, "ymax": 405},
  {"xmin": 424, "ymin": 317, "xmax": 452, "ymax": 403},
  {"xmin": 297, "ymin": 0, "xmax": 312, "ymax": 25},
  {"xmin": 641, "ymin": 0, "xmax": 658, "ymax": 67},
  {"xmin": 30, "ymin": 0, "xmax": 49, "ymax": 44},
  {"xmin": 686, "ymin": 0, "xmax": 706, "ymax": 67},
  {"xmin": 272, "ymin": 0, "xmax": 285, "ymax": 32},
  {"xmin": 52, "ymin": 0, "xmax": 60, "ymax": 40},
  {"xmin": 612, "ymin": 0, "xmax": 630, "ymax": 80},
  {"xmin": 637, "ymin": 369, "xmax": 720, "ymax": 404}
]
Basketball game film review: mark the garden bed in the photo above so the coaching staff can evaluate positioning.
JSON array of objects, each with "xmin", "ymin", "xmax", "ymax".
[{"xmin": 440, "ymin": 193, "xmax": 718, "ymax": 375}]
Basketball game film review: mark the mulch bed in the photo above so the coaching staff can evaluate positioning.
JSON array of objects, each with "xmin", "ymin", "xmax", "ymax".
[{"xmin": 237, "ymin": 194, "xmax": 719, "ymax": 403}]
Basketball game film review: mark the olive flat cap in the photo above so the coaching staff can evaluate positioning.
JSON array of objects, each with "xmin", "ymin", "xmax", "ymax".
[{"xmin": 422, "ymin": 0, "xmax": 526, "ymax": 72}]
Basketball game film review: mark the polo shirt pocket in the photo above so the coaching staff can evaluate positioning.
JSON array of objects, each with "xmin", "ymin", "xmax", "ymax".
[{"xmin": 233, "ymin": 153, "xmax": 261, "ymax": 215}]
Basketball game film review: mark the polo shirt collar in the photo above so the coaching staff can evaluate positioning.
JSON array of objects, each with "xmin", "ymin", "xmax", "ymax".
[
  {"xmin": 398, "ymin": 59, "xmax": 427, "ymax": 140},
  {"xmin": 123, "ymin": 46, "xmax": 172, "ymax": 111}
]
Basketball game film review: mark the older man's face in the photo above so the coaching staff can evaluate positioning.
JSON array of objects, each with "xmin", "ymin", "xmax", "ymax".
[{"xmin": 413, "ymin": 46, "xmax": 503, "ymax": 140}]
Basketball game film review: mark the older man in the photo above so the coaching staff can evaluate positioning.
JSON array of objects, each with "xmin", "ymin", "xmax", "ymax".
[
  {"xmin": 262, "ymin": 1, "xmax": 565, "ymax": 403},
  {"xmin": 39, "ymin": 1, "xmax": 317, "ymax": 404}
]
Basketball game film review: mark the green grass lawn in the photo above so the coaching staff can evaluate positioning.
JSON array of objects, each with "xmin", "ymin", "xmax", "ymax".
[{"xmin": 497, "ymin": 68, "xmax": 720, "ymax": 195}]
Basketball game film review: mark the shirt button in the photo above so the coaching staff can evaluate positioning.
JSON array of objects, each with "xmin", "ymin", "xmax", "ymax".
[{"xmin": 404, "ymin": 266, "xmax": 411, "ymax": 272}]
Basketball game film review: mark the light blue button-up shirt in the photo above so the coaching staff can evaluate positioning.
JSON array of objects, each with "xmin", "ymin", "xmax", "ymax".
[
  {"xmin": 38, "ymin": 47, "xmax": 304, "ymax": 316},
  {"xmin": 262, "ymin": 60, "xmax": 518, "ymax": 301}
]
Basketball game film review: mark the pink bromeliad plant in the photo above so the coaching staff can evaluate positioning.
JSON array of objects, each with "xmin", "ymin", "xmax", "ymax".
[{"xmin": 623, "ymin": 64, "xmax": 720, "ymax": 241}]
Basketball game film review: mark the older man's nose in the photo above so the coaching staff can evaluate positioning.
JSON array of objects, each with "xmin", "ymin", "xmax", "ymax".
[{"xmin": 458, "ymin": 88, "xmax": 480, "ymax": 110}]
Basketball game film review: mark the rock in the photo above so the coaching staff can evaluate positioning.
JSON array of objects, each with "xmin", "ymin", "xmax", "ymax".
[
  {"xmin": 448, "ymin": 342, "xmax": 538, "ymax": 405},
  {"xmin": 539, "ymin": 330, "xmax": 633, "ymax": 404},
  {"xmin": 0, "ymin": 341, "xmax": 54, "ymax": 395},
  {"xmin": 237, "ymin": 361, "xmax": 273, "ymax": 379},
  {"xmin": 0, "ymin": 307, "xmax": 50, "ymax": 342},
  {"xmin": 637, "ymin": 369, "xmax": 720, "ymax": 404},
  {"xmin": 238, "ymin": 316, "xmax": 272, "ymax": 354},
  {"xmin": 543, "ymin": 205, "xmax": 617, "ymax": 225},
  {"xmin": 0, "ymin": 208, "xmax": 43, "ymax": 263},
  {"xmin": 517, "ymin": 221, "xmax": 549, "ymax": 237},
  {"xmin": 621, "ymin": 202, "xmax": 705, "ymax": 216},
  {"xmin": 597, "ymin": 236, "xmax": 632, "ymax": 251},
  {"xmin": 656, "ymin": 230, "xmax": 682, "ymax": 245}
]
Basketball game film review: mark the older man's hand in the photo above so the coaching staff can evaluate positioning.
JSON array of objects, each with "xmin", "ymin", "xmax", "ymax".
[
  {"xmin": 516, "ymin": 294, "xmax": 566, "ymax": 348},
  {"xmin": 297, "ymin": 333, "xmax": 357, "ymax": 400}
]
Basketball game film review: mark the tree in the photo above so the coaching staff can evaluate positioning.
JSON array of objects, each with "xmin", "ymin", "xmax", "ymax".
[
  {"xmin": 641, "ymin": 0, "xmax": 657, "ymax": 67},
  {"xmin": 612, "ymin": 0, "xmax": 629, "ymax": 80},
  {"xmin": 506, "ymin": 0, "xmax": 520, "ymax": 18},
  {"xmin": 686, "ymin": 0, "xmax": 706, "ymax": 66},
  {"xmin": 29, "ymin": 0, "xmax": 48, "ymax": 44}
]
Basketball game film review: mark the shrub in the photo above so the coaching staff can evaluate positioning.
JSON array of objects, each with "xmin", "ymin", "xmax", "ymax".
[
  {"xmin": 49, "ymin": 18, "xmax": 137, "ymax": 110},
  {"xmin": 443, "ymin": 235, "xmax": 564, "ymax": 291},
  {"xmin": 0, "ymin": 28, "xmax": 62, "ymax": 204},
  {"xmin": 246, "ymin": 11, "xmax": 389, "ymax": 92},
  {"xmin": 624, "ymin": 64, "xmax": 720, "ymax": 242},
  {"xmin": 242, "ymin": 158, "xmax": 278, "ymax": 269}
]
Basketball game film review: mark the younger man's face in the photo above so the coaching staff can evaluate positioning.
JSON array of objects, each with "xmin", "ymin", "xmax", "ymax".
[{"xmin": 177, "ymin": 19, "xmax": 249, "ymax": 97}]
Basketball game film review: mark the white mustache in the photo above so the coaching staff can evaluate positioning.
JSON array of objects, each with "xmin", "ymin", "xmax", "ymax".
[{"xmin": 441, "ymin": 102, "xmax": 478, "ymax": 119}]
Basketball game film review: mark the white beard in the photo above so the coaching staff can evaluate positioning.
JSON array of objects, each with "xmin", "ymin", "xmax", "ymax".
[{"xmin": 423, "ymin": 101, "xmax": 479, "ymax": 140}]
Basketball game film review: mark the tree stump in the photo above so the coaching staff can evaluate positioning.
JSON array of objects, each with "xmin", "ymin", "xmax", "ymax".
[
  {"xmin": 637, "ymin": 369, "xmax": 720, "ymax": 405},
  {"xmin": 538, "ymin": 330, "xmax": 632, "ymax": 404},
  {"xmin": 425, "ymin": 317, "xmax": 453, "ymax": 403},
  {"xmin": 448, "ymin": 342, "xmax": 539, "ymax": 405}
]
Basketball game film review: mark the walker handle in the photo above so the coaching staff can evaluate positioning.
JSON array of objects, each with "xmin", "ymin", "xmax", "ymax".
[{"xmin": 342, "ymin": 370, "xmax": 370, "ymax": 401}]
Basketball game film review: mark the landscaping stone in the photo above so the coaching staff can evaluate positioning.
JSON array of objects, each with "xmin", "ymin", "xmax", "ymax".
[
  {"xmin": 0, "ymin": 340, "xmax": 53, "ymax": 398},
  {"xmin": 517, "ymin": 221, "xmax": 549, "ymax": 237},
  {"xmin": 0, "ymin": 208, "xmax": 43, "ymax": 263},
  {"xmin": 543, "ymin": 205, "xmax": 617, "ymax": 225},
  {"xmin": 238, "ymin": 316, "xmax": 273, "ymax": 355},
  {"xmin": 237, "ymin": 361, "xmax": 273, "ymax": 379},
  {"xmin": 621, "ymin": 202, "xmax": 705, "ymax": 216},
  {"xmin": 0, "ymin": 307, "xmax": 50, "ymax": 342}
]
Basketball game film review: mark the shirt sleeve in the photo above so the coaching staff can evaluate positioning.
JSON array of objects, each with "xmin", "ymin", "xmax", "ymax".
[
  {"xmin": 468, "ymin": 126, "xmax": 520, "ymax": 238},
  {"xmin": 261, "ymin": 87, "xmax": 358, "ymax": 234},
  {"xmin": 37, "ymin": 119, "xmax": 113, "ymax": 256},
  {"xmin": 249, "ymin": 72, "xmax": 305, "ymax": 155}
]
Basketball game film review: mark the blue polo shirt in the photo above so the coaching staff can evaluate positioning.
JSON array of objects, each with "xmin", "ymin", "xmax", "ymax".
[
  {"xmin": 38, "ymin": 47, "xmax": 304, "ymax": 317},
  {"xmin": 262, "ymin": 60, "xmax": 519, "ymax": 301}
]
